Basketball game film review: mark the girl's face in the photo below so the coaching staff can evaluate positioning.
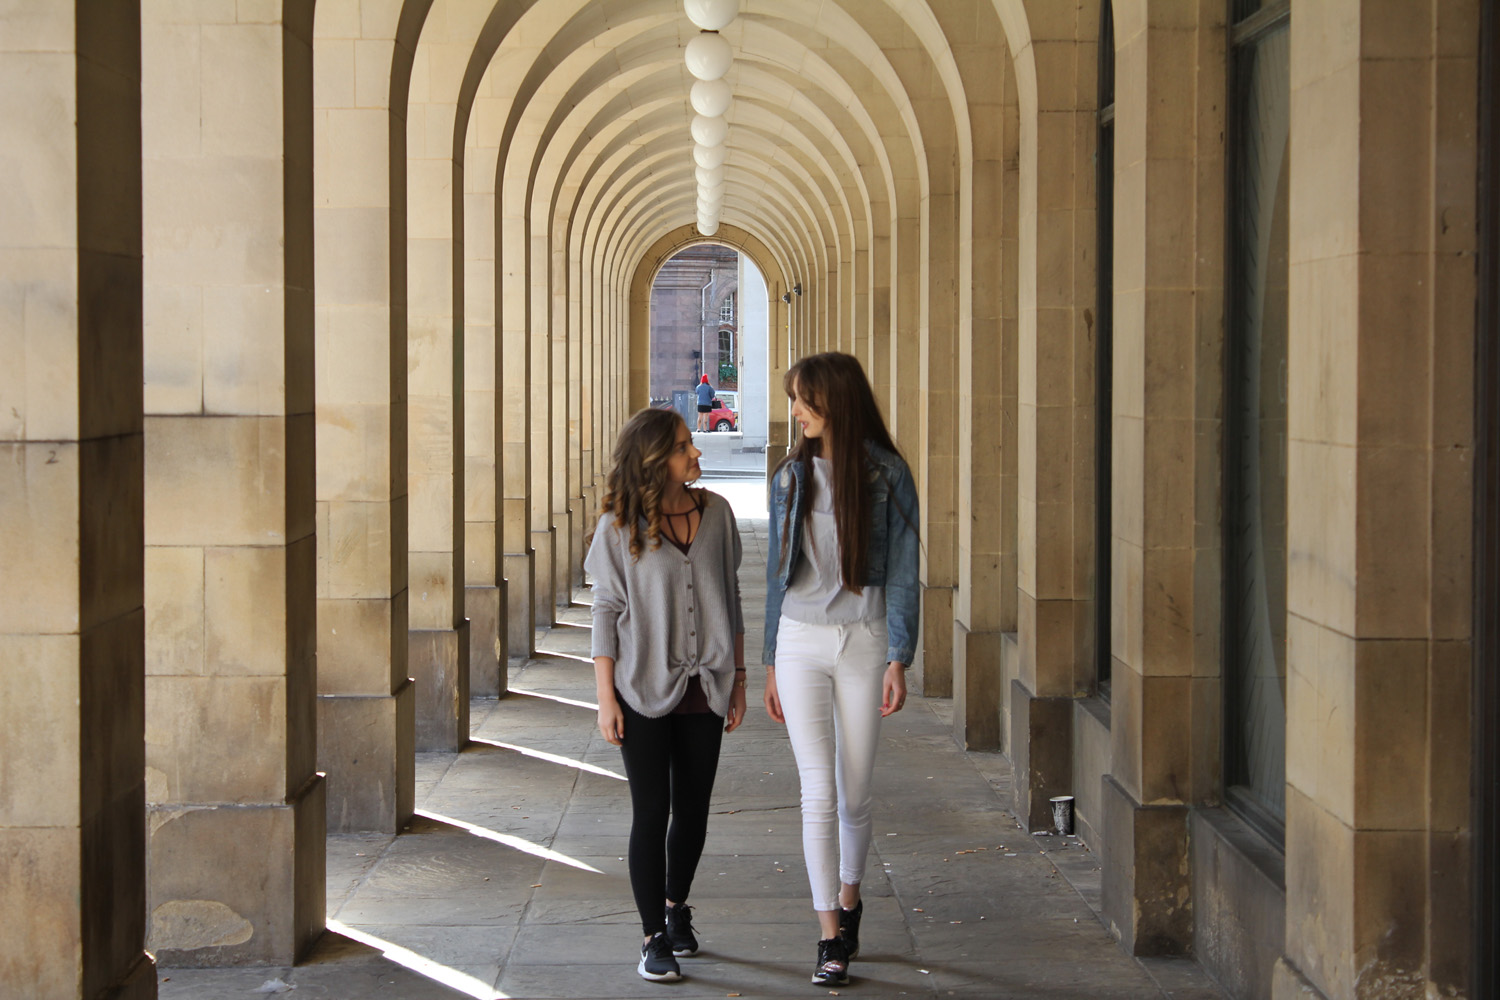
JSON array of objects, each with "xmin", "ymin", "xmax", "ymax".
[
  {"xmin": 789, "ymin": 379, "xmax": 828, "ymax": 440},
  {"xmin": 665, "ymin": 419, "xmax": 702, "ymax": 487}
]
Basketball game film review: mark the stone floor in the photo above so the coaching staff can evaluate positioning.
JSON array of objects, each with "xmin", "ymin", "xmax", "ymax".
[{"xmin": 159, "ymin": 490, "xmax": 1226, "ymax": 1000}]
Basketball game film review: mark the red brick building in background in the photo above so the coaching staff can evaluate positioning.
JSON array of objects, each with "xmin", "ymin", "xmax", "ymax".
[{"xmin": 649, "ymin": 244, "xmax": 739, "ymax": 405}]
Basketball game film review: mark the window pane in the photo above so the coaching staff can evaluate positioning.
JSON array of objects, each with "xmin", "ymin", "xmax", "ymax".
[{"xmin": 1226, "ymin": 25, "xmax": 1289, "ymax": 830}]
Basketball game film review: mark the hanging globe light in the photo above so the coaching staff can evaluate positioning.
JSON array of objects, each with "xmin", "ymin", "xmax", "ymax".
[
  {"xmin": 690, "ymin": 78, "xmax": 732, "ymax": 118},
  {"xmin": 685, "ymin": 0, "xmax": 738, "ymax": 31},
  {"xmin": 690, "ymin": 114, "xmax": 728, "ymax": 147},
  {"xmin": 695, "ymin": 164, "xmax": 725, "ymax": 187},
  {"xmin": 685, "ymin": 32, "xmax": 732, "ymax": 81},
  {"xmin": 693, "ymin": 143, "xmax": 727, "ymax": 170},
  {"xmin": 697, "ymin": 218, "xmax": 720, "ymax": 237}
]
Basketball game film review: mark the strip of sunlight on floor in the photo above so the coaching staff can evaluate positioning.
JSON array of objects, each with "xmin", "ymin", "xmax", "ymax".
[
  {"xmin": 532, "ymin": 647, "xmax": 593, "ymax": 664},
  {"xmin": 326, "ymin": 919, "xmax": 507, "ymax": 1000},
  {"xmin": 470, "ymin": 737, "xmax": 626, "ymax": 781},
  {"xmin": 415, "ymin": 809, "xmax": 604, "ymax": 873},
  {"xmin": 507, "ymin": 687, "xmax": 598, "ymax": 711}
]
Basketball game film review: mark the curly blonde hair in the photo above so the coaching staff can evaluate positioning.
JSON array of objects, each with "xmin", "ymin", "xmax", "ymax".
[{"xmin": 595, "ymin": 407, "xmax": 694, "ymax": 561}]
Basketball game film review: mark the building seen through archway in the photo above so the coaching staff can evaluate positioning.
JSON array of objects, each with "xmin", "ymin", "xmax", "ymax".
[
  {"xmin": 2, "ymin": 1, "xmax": 1495, "ymax": 998},
  {"xmin": 649, "ymin": 242, "xmax": 769, "ymax": 451}
]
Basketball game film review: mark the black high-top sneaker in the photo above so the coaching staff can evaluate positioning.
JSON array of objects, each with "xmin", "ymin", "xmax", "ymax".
[
  {"xmin": 839, "ymin": 897, "xmax": 864, "ymax": 959},
  {"xmin": 665, "ymin": 902, "xmax": 699, "ymax": 956},
  {"xmin": 812, "ymin": 936, "xmax": 850, "ymax": 987},
  {"xmin": 638, "ymin": 932, "xmax": 682, "ymax": 982}
]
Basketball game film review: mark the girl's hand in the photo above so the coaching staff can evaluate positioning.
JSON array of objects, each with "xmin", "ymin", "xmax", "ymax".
[
  {"xmin": 764, "ymin": 669, "xmax": 785, "ymax": 724},
  {"xmin": 881, "ymin": 662, "xmax": 907, "ymax": 716},
  {"xmin": 598, "ymin": 694, "xmax": 625, "ymax": 745},
  {"xmin": 726, "ymin": 678, "xmax": 748, "ymax": 733}
]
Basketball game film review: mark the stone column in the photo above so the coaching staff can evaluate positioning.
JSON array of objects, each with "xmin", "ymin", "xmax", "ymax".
[
  {"xmin": 1099, "ymin": 0, "xmax": 1223, "ymax": 957},
  {"xmin": 952, "ymin": 28, "xmax": 1018, "ymax": 752},
  {"xmin": 501, "ymin": 209, "xmax": 536, "ymax": 660},
  {"xmin": 464, "ymin": 135, "xmax": 507, "ymax": 696},
  {"xmin": 407, "ymin": 41, "xmax": 469, "ymax": 752},
  {"xmin": 1012, "ymin": 20, "xmax": 1097, "ymax": 832},
  {"xmin": 142, "ymin": 0, "xmax": 325, "ymax": 964},
  {"xmin": 530, "ymin": 215, "xmax": 558, "ymax": 628},
  {"xmin": 1275, "ymin": 3, "xmax": 1478, "ymax": 997},
  {"xmin": 311, "ymin": 0, "xmax": 416, "ymax": 833},
  {"xmin": 0, "ymin": 4, "xmax": 156, "ymax": 996},
  {"xmin": 766, "ymin": 284, "xmax": 791, "ymax": 481}
]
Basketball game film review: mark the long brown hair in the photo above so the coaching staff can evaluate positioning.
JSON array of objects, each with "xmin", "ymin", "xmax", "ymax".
[
  {"xmin": 776, "ymin": 352, "xmax": 903, "ymax": 592},
  {"xmin": 595, "ymin": 408, "xmax": 695, "ymax": 561}
]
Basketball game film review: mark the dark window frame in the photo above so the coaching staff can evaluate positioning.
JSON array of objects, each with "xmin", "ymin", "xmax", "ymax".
[{"xmin": 1221, "ymin": 0, "xmax": 1291, "ymax": 849}]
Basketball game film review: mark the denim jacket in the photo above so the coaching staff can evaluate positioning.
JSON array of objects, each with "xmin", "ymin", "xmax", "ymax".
[{"xmin": 763, "ymin": 441, "xmax": 920, "ymax": 666}]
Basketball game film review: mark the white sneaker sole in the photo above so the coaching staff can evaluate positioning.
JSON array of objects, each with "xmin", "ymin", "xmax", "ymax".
[{"xmin": 637, "ymin": 956, "xmax": 682, "ymax": 982}]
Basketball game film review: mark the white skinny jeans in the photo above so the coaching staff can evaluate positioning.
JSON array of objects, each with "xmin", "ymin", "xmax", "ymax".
[{"xmin": 774, "ymin": 616, "xmax": 887, "ymax": 911}]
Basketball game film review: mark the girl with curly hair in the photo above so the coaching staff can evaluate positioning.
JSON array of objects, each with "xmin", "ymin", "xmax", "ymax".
[{"xmin": 584, "ymin": 407, "xmax": 747, "ymax": 982}]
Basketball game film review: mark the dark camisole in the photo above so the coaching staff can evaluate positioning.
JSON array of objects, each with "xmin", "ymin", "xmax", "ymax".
[{"xmin": 663, "ymin": 493, "xmax": 711, "ymax": 715}]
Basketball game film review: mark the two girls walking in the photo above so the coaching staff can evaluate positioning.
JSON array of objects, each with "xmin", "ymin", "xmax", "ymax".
[{"xmin": 587, "ymin": 352, "xmax": 919, "ymax": 987}]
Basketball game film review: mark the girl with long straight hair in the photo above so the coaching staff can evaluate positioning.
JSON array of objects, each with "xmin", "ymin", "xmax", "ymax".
[
  {"xmin": 585, "ymin": 408, "xmax": 748, "ymax": 983},
  {"xmin": 763, "ymin": 351, "xmax": 921, "ymax": 987}
]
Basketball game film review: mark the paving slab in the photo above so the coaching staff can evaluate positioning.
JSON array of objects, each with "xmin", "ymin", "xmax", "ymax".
[{"xmin": 159, "ymin": 494, "xmax": 1225, "ymax": 999}]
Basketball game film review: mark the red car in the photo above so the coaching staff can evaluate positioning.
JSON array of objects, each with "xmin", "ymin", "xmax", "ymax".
[{"xmin": 707, "ymin": 399, "xmax": 736, "ymax": 432}]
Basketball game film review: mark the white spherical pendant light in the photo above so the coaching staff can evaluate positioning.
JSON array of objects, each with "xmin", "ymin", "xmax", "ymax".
[
  {"xmin": 685, "ymin": 32, "xmax": 732, "ymax": 81},
  {"xmin": 695, "ymin": 164, "xmax": 725, "ymax": 187},
  {"xmin": 685, "ymin": 0, "xmax": 738, "ymax": 31},
  {"xmin": 690, "ymin": 114, "xmax": 728, "ymax": 147},
  {"xmin": 693, "ymin": 143, "xmax": 727, "ymax": 170},
  {"xmin": 697, "ymin": 218, "xmax": 720, "ymax": 236},
  {"xmin": 690, "ymin": 78, "xmax": 732, "ymax": 118}
]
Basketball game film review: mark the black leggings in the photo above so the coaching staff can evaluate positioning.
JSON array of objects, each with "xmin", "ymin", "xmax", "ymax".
[{"xmin": 616, "ymin": 695, "xmax": 724, "ymax": 937}]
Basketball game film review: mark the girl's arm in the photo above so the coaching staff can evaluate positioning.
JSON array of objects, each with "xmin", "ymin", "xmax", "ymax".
[
  {"xmin": 594, "ymin": 656, "xmax": 625, "ymax": 745},
  {"xmin": 883, "ymin": 459, "xmax": 921, "ymax": 667},
  {"xmin": 726, "ymin": 633, "xmax": 747, "ymax": 732}
]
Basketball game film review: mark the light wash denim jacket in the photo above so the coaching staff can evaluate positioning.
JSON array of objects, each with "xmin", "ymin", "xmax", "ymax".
[{"xmin": 763, "ymin": 441, "xmax": 920, "ymax": 666}]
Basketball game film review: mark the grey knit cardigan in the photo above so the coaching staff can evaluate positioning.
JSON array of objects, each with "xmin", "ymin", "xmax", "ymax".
[{"xmin": 585, "ymin": 491, "xmax": 745, "ymax": 718}]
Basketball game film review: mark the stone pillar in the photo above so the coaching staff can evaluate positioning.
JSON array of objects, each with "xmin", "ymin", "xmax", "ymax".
[
  {"xmin": 1274, "ymin": 3, "xmax": 1478, "ymax": 997},
  {"xmin": 919, "ymin": 162, "xmax": 960, "ymax": 698},
  {"xmin": 1013, "ymin": 20, "xmax": 1098, "ymax": 833},
  {"xmin": 551, "ymin": 266, "xmax": 573, "ymax": 612},
  {"xmin": 1098, "ymin": 0, "xmax": 1221, "ymax": 957},
  {"xmin": 952, "ymin": 18, "xmax": 1019, "ymax": 751},
  {"xmin": 564, "ymin": 241, "xmax": 587, "ymax": 598},
  {"xmin": 408, "ymin": 37, "xmax": 469, "ymax": 751},
  {"xmin": 311, "ymin": 0, "xmax": 416, "ymax": 832},
  {"xmin": 142, "ymin": 0, "xmax": 325, "ymax": 964},
  {"xmin": 0, "ymin": 4, "xmax": 156, "ymax": 995},
  {"xmin": 501, "ymin": 211, "xmax": 536, "ymax": 661},
  {"xmin": 530, "ymin": 216, "xmax": 557, "ymax": 629},
  {"xmin": 765, "ymin": 286, "xmax": 791, "ymax": 482},
  {"xmin": 464, "ymin": 137, "xmax": 506, "ymax": 697}
]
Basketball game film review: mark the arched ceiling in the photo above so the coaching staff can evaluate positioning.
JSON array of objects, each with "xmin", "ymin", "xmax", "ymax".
[{"xmin": 383, "ymin": 0, "xmax": 1026, "ymax": 315}]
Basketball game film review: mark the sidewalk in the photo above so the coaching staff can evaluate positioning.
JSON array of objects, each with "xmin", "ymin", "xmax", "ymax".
[
  {"xmin": 692, "ymin": 428, "xmax": 766, "ymax": 478},
  {"xmin": 160, "ymin": 502, "xmax": 1225, "ymax": 1000}
]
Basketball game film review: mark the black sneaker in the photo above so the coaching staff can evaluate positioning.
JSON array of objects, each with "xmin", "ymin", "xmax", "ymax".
[
  {"xmin": 665, "ymin": 902, "xmax": 699, "ymax": 956},
  {"xmin": 638, "ymin": 932, "xmax": 682, "ymax": 982},
  {"xmin": 839, "ymin": 898, "xmax": 863, "ymax": 959},
  {"xmin": 812, "ymin": 937, "xmax": 850, "ymax": 987}
]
